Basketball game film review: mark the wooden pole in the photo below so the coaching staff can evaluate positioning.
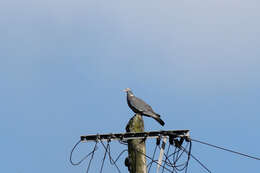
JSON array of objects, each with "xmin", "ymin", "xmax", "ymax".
[{"xmin": 125, "ymin": 113, "xmax": 147, "ymax": 173}]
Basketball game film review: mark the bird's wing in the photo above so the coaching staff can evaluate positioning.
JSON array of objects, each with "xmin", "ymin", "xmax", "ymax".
[{"xmin": 130, "ymin": 96, "xmax": 153, "ymax": 112}]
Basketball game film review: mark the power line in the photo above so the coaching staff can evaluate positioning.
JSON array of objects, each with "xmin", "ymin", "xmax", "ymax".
[
  {"xmin": 191, "ymin": 138, "xmax": 260, "ymax": 161},
  {"xmin": 69, "ymin": 140, "xmax": 98, "ymax": 166},
  {"xmin": 72, "ymin": 131, "xmax": 260, "ymax": 173},
  {"xmin": 181, "ymin": 145, "xmax": 211, "ymax": 173},
  {"xmin": 188, "ymin": 152, "xmax": 211, "ymax": 173}
]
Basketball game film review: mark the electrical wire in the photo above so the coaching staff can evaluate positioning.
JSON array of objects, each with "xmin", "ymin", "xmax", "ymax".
[
  {"xmin": 181, "ymin": 145, "xmax": 211, "ymax": 173},
  {"xmin": 69, "ymin": 139, "xmax": 98, "ymax": 166},
  {"xmin": 174, "ymin": 142, "xmax": 190, "ymax": 172},
  {"xmin": 147, "ymin": 143, "xmax": 159, "ymax": 173},
  {"xmin": 184, "ymin": 141, "xmax": 191, "ymax": 173},
  {"xmin": 100, "ymin": 142, "xmax": 109, "ymax": 173},
  {"xmin": 162, "ymin": 142, "xmax": 172, "ymax": 173},
  {"xmin": 191, "ymin": 138, "xmax": 260, "ymax": 161},
  {"xmin": 70, "ymin": 135, "xmax": 260, "ymax": 173},
  {"xmin": 70, "ymin": 136, "xmax": 193, "ymax": 173},
  {"xmin": 100, "ymin": 140, "xmax": 121, "ymax": 173},
  {"xmin": 133, "ymin": 147, "xmax": 174, "ymax": 172},
  {"xmin": 134, "ymin": 140, "xmax": 192, "ymax": 173},
  {"xmin": 86, "ymin": 142, "xmax": 98, "ymax": 173}
]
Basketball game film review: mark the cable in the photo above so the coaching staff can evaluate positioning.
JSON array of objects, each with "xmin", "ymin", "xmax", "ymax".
[
  {"xmin": 70, "ymin": 136, "xmax": 193, "ymax": 173},
  {"xmin": 170, "ymin": 146, "xmax": 178, "ymax": 173},
  {"xmin": 181, "ymin": 145, "xmax": 211, "ymax": 173},
  {"xmin": 134, "ymin": 147, "xmax": 174, "ymax": 173},
  {"xmin": 147, "ymin": 143, "xmax": 159, "ymax": 173},
  {"xmin": 189, "ymin": 153, "xmax": 211, "ymax": 173},
  {"xmin": 184, "ymin": 141, "xmax": 192, "ymax": 173},
  {"xmin": 100, "ymin": 142, "xmax": 109, "ymax": 173},
  {"xmin": 191, "ymin": 138, "xmax": 260, "ymax": 161},
  {"xmin": 174, "ymin": 142, "xmax": 190, "ymax": 172},
  {"xmin": 100, "ymin": 140, "xmax": 121, "ymax": 173},
  {"xmin": 70, "ymin": 140, "xmax": 82, "ymax": 165},
  {"xmin": 69, "ymin": 140, "xmax": 98, "ymax": 166},
  {"xmin": 162, "ymin": 142, "xmax": 172, "ymax": 173},
  {"xmin": 86, "ymin": 142, "xmax": 98, "ymax": 173},
  {"xmin": 113, "ymin": 149, "xmax": 128, "ymax": 163}
]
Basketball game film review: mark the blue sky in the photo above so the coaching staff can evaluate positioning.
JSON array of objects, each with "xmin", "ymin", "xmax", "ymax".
[{"xmin": 1, "ymin": 0, "xmax": 260, "ymax": 172}]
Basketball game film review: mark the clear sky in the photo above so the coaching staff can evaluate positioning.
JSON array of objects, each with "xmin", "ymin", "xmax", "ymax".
[{"xmin": 1, "ymin": 0, "xmax": 260, "ymax": 172}]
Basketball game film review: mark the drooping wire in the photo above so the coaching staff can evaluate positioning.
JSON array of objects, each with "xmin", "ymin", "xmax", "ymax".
[
  {"xmin": 162, "ymin": 142, "xmax": 172, "ymax": 173},
  {"xmin": 174, "ymin": 142, "xmax": 190, "ymax": 172},
  {"xmin": 174, "ymin": 147, "xmax": 186, "ymax": 168},
  {"xmin": 86, "ymin": 142, "xmax": 98, "ymax": 173},
  {"xmin": 100, "ymin": 141, "xmax": 109, "ymax": 173},
  {"xmin": 132, "ymin": 138, "xmax": 192, "ymax": 173},
  {"xmin": 181, "ymin": 144, "xmax": 211, "ymax": 173},
  {"xmin": 146, "ymin": 137, "xmax": 175, "ymax": 173},
  {"xmin": 70, "ymin": 137, "xmax": 193, "ymax": 173},
  {"xmin": 147, "ymin": 142, "xmax": 159, "ymax": 173},
  {"xmin": 69, "ymin": 139, "xmax": 98, "ymax": 166},
  {"xmin": 191, "ymin": 138, "xmax": 260, "ymax": 161},
  {"xmin": 70, "ymin": 135, "xmax": 260, "ymax": 173},
  {"xmin": 135, "ymin": 148, "xmax": 174, "ymax": 173},
  {"xmin": 113, "ymin": 149, "xmax": 128, "ymax": 163},
  {"xmin": 100, "ymin": 140, "xmax": 121, "ymax": 173},
  {"xmin": 184, "ymin": 141, "xmax": 192, "ymax": 173},
  {"xmin": 171, "ymin": 146, "xmax": 178, "ymax": 173},
  {"xmin": 157, "ymin": 138, "xmax": 190, "ymax": 172},
  {"xmin": 70, "ymin": 140, "xmax": 82, "ymax": 165},
  {"xmin": 160, "ymin": 143, "xmax": 178, "ymax": 168},
  {"xmin": 189, "ymin": 153, "xmax": 211, "ymax": 173}
]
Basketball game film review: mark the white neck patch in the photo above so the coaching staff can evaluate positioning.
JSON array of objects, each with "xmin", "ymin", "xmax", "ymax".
[{"xmin": 128, "ymin": 93, "xmax": 134, "ymax": 96}]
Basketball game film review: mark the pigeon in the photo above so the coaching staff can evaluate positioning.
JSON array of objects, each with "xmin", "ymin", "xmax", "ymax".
[{"xmin": 123, "ymin": 88, "xmax": 165, "ymax": 126}]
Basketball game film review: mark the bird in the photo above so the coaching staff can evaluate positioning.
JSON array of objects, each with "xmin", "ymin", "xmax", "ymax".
[{"xmin": 123, "ymin": 88, "xmax": 165, "ymax": 126}]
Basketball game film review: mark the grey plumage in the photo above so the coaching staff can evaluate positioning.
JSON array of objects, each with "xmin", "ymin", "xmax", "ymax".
[{"xmin": 123, "ymin": 88, "xmax": 165, "ymax": 126}]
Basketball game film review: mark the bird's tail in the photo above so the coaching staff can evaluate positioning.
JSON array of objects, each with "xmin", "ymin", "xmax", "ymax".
[
  {"xmin": 143, "ymin": 112, "xmax": 165, "ymax": 126},
  {"xmin": 154, "ymin": 114, "xmax": 165, "ymax": 126}
]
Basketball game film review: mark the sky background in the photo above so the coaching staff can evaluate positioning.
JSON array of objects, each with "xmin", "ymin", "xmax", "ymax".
[{"xmin": 1, "ymin": 0, "xmax": 260, "ymax": 172}]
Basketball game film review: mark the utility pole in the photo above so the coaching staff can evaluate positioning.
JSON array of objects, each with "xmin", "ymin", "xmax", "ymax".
[{"xmin": 125, "ymin": 113, "xmax": 147, "ymax": 173}]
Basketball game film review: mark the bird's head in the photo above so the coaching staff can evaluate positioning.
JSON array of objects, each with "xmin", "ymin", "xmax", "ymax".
[
  {"xmin": 123, "ymin": 88, "xmax": 131, "ymax": 92},
  {"xmin": 123, "ymin": 88, "xmax": 134, "ymax": 96}
]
